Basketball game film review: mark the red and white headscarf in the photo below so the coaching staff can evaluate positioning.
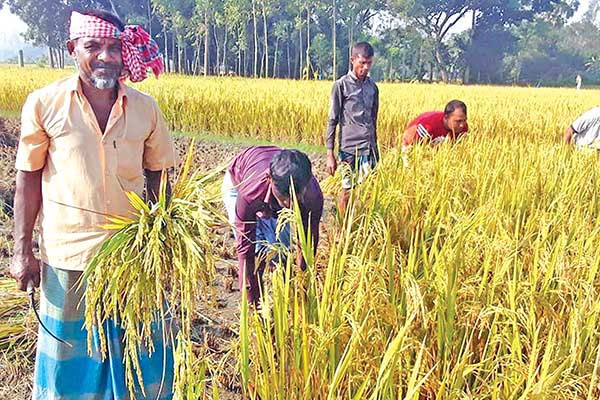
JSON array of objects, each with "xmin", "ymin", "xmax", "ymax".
[{"xmin": 69, "ymin": 11, "xmax": 164, "ymax": 83}]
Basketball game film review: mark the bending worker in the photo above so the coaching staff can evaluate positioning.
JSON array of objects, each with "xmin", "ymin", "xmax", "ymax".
[
  {"xmin": 222, "ymin": 146, "xmax": 324, "ymax": 306},
  {"xmin": 403, "ymin": 100, "xmax": 469, "ymax": 148},
  {"xmin": 565, "ymin": 107, "xmax": 600, "ymax": 149}
]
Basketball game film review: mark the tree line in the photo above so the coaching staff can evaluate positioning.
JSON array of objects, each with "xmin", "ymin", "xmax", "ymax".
[{"xmin": 4, "ymin": 0, "xmax": 600, "ymax": 86}]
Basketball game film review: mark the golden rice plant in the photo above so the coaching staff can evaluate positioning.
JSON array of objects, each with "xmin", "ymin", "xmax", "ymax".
[
  {"xmin": 6, "ymin": 66, "xmax": 600, "ymax": 398},
  {"xmin": 238, "ymin": 135, "xmax": 600, "ymax": 399},
  {"xmin": 0, "ymin": 277, "xmax": 36, "ymax": 357},
  {"xmin": 82, "ymin": 143, "xmax": 226, "ymax": 399},
  {"xmin": 2, "ymin": 66, "xmax": 600, "ymax": 149}
]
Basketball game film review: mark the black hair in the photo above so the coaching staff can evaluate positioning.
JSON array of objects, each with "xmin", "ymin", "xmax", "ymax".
[
  {"xmin": 81, "ymin": 9, "xmax": 125, "ymax": 32},
  {"xmin": 444, "ymin": 100, "xmax": 467, "ymax": 116},
  {"xmin": 270, "ymin": 150, "xmax": 313, "ymax": 198},
  {"xmin": 351, "ymin": 42, "xmax": 374, "ymax": 58}
]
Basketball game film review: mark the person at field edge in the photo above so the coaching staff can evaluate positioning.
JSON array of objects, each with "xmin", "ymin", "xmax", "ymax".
[
  {"xmin": 325, "ymin": 41, "xmax": 379, "ymax": 218},
  {"xmin": 564, "ymin": 107, "xmax": 600, "ymax": 149},
  {"xmin": 222, "ymin": 146, "xmax": 324, "ymax": 306},
  {"xmin": 11, "ymin": 9, "xmax": 177, "ymax": 400},
  {"xmin": 402, "ymin": 100, "xmax": 469, "ymax": 149}
]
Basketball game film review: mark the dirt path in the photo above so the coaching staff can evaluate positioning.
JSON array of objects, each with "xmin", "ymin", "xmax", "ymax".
[{"xmin": 0, "ymin": 116, "xmax": 333, "ymax": 399}]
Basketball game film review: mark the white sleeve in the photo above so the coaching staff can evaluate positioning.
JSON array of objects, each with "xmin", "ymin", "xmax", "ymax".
[{"xmin": 572, "ymin": 108, "xmax": 600, "ymax": 134}]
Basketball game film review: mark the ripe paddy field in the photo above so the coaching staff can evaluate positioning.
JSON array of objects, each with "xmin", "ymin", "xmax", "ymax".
[{"xmin": 3, "ymin": 67, "xmax": 600, "ymax": 399}]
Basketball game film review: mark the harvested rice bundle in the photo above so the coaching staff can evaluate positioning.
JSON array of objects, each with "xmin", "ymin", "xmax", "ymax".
[
  {"xmin": 0, "ymin": 278, "xmax": 36, "ymax": 357},
  {"xmin": 82, "ymin": 143, "xmax": 226, "ymax": 398}
]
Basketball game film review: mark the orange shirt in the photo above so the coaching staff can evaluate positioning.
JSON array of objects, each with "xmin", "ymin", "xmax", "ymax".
[{"xmin": 15, "ymin": 75, "xmax": 177, "ymax": 271}]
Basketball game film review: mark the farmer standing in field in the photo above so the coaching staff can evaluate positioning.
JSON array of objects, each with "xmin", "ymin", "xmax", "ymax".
[
  {"xmin": 402, "ymin": 100, "xmax": 469, "ymax": 149},
  {"xmin": 11, "ymin": 9, "xmax": 177, "ymax": 399},
  {"xmin": 564, "ymin": 107, "xmax": 600, "ymax": 148},
  {"xmin": 325, "ymin": 41, "xmax": 380, "ymax": 218},
  {"xmin": 222, "ymin": 146, "xmax": 323, "ymax": 306}
]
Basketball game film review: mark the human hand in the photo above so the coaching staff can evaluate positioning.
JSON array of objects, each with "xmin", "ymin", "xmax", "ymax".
[{"xmin": 10, "ymin": 249, "xmax": 40, "ymax": 292}]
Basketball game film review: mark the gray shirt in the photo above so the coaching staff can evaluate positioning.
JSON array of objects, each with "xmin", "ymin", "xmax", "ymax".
[
  {"xmin": 325, "ymin": 71, "xmax": 379, "ymax": 156},
  {"xmin": 572, "ymin": 107, "xmax": 600, "ymax": 149}
]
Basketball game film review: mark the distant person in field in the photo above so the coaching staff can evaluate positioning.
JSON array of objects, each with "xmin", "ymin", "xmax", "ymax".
[
  {"xmin": 222, "ymin": 146, "xmax": 324, "ymax": 306},
  {"xmin": 325, "ymin": 41, "xmax": 379, "ymax": 218},
  {"xmin": 402, "ymin": 100, "xmax": 469, "ymax": 148},
  {"xmin": 576, "ymin": 74, "xmax": 583, "ymax": 90},
  {"xmin": 11, "ymin": 9, "xmax": 177, "ymax": 399},
  {"xmin": 564, "ymin": 107, "xmax": 600, "ymax": 148}
]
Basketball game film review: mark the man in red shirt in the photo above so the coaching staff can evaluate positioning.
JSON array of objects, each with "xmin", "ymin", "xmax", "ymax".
[{"xmin": 402, "ymin": 100, "xmax": 469, "ymax": 147}]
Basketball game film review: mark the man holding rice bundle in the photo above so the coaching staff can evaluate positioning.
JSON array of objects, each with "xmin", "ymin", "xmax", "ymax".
[
  {"xmin": 325, "ymin": 41, "xmax": 380, "ymax": 218},
  {"xmin": 222, "ymin": 146, "xmax": 324, "ymax": 306},
  {"xmin": 11, "ymin": 9, "xmax": 176, "ymax": 399}
]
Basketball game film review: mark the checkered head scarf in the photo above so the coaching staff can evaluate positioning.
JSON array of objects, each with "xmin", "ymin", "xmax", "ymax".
[{"xmin": 69, "ymin": 11, "xmax": 164, "ymax": 82}]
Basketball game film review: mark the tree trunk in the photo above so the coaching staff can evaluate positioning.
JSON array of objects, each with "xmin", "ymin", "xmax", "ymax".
[
  {"xmin": 213, "ymin": 21, "xmax": 220, "ymax": 75},
  {"xmin": 223, "ymin": 25, "xmax": 228, "ymax": 74},
  {"xmin": 298, "ymin": 27, "xmax": 303, "ymax": 79},
  {"xmin": 164, "ymin": 31, "xmax": 170, "ymax": 73},
  {"xmin": 172, "ymin": 31, "xmax": 177, "ymax": 73},
  {"xmin": 183, "ymin": 40, "xmax": 188, "ymax": 74},
  {"xmin": 48, "ymin": 46, "xmax": 55, "ymax": 68},
  {"xmin": 147, "ymin": 0, "xmax": 153, "ymax": 37},
  {"xmin": 348, "ymin": 15, "xmax": 354, "ymax": 63},
  {"xmin": 418, "ymin": 45, "xmax": 424, "ymax": 80},
  {"xmin": 286, "ymin": 40, "xmax": 291, "ymax": 78},
  {"xmin": 429, "ymin": 61, "xmax": 434, "ymax": 83},
  {"xmin": 332, "ymin": 0, "xmax": 337, "ymax": 80},
  {"xmin": 465, "ymin": 10, "xmax": 476, "ymax": 84},
  {"xmin": 305, "ymin": 5, "xmax": 311, "ymax": 79},
  {"xmin": 177, "ymin": 32, "xmax": 184, "ymax": 74},
  {"xmin": 192, "ymin": 46, "xmax": 198, "ymax": 75},
  {"xmin": 244, "ymin": 46, "xmax": 248, "ymax": 76},
  {"xmin": 273, "ymin": 38, "xmax": 279, "ymax": 78},
  {"xmin": 204, "ymin": 11, "xmax": 209, "ymax": 76},
  {"xmin": 252, "ymin": 0, "xmax": 258, "ymax": 77},
  {"xmin": 238, "ymin": 32, "xmax": 242, "ymax": 76},
  {"xmin": 434, "ymin": 41, "xmax": 448, "ymax": 83},
  {"xmin": 262, "ymin": 3, "xmax": 269, "ymax": 78}
]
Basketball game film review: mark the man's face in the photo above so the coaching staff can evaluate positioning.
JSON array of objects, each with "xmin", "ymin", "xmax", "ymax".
[
  {"xmin": 443, "ymin": 108, "xmax": 468, "ymax": 135},
  {"xmin": 350, "ymin": 55, "xmax": 373, "ymax": 80},
  {"xmin": 68, "ymin": 37, "xmax": 123, "ymax": 90},
  {"xmin": 272, "ymin": 186, "xmax": 291, "ymax": 209},
  {"xmin": 269, "ymin": 178, "xmax": 307, "ymax": 209}
]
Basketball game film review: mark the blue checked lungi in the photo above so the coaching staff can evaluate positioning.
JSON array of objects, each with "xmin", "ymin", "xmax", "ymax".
[
  {"xmin": 33, "ymin": 264, "xmax": 174, "ymax": 400},
  {"xmin": 339, "ymin": 149, "xmax": 379, "ymax": 190}
]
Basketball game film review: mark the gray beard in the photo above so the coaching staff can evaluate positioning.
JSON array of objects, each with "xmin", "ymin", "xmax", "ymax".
[
  {"xmin": 90, "ymin": 76, "xmax": 117, "ymax": 90},
  {"xmin": 75, "ymin": 59, "xmax": 118, "ymax": 90}
]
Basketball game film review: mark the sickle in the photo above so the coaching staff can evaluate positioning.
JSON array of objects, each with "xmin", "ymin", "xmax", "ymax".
[{"xmin": 27, "ymin": 283, "xmax": 72, "ymax": 348}]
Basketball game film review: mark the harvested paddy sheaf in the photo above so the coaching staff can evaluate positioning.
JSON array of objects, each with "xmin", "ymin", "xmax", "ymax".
[{"xmin": 0, "ymin": 117, "xmax": 17, "ymax": 215}]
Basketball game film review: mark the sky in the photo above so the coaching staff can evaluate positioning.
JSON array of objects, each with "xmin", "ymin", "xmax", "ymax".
[
  {"xmin": 0, "ymin": 6, "xmax": 42, "ymax": 61},
  {"xmin": 0, "ymin": 5, "xmax": 27, "ymax": 40}
]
